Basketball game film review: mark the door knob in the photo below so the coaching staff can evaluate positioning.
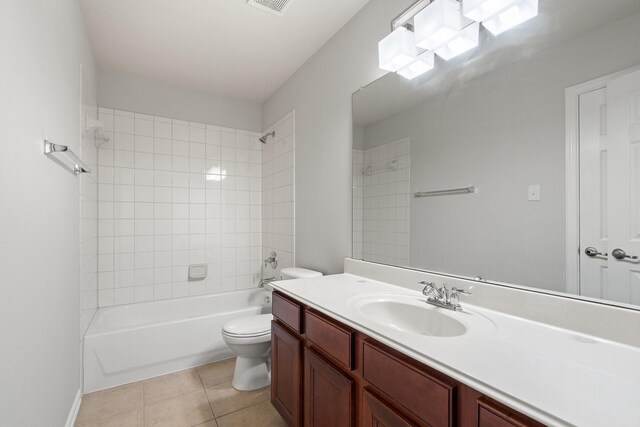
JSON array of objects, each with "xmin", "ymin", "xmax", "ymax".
[
  {"xmin": 584, "ymin": 247, "xmax": 607, "ymax": 257},
  {"xmin": 611, "ymin": 248, "xmax": 638, "ymax": 260}
]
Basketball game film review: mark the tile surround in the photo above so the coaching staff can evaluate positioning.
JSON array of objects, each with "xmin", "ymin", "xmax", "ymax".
[
  {"xmin": 261, "ymin": 112, "xmax": 295, "ymax": 279},
  {"xmin": 80, "ymin": 103, "xmax": 99, "ymax": 335},
  {"xmin": 96, "ymin": 108, "xmax": 264, "ymax": 307}
]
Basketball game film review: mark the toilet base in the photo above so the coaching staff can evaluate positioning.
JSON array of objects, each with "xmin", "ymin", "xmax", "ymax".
[{"xmin": 231, "ymin": 355, "xmax": 271, "ymax": 391}]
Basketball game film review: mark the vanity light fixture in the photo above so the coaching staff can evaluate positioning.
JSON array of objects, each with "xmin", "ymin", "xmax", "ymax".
[
  {"xmin": 377, "ymin": 0, "xmax": 540, "ymax": 79},
  {"xmin": 378, "ymin": 26, "xmax": 417, "ymax": 72},
  {"xmin": 479, "ymin": 0, "xmax": 539, "ymax": 35},
  {"xmin": 462, "ymin": 0, "xmax": 518, "ymax": 22},
  {"xmin": 434, "ymin": 21, "xmax": 480, "ymax": 60},
  {"xmin": 414, "ymin": 0, "xmax": 471, "ymax": 51},
  {"xmin": 398, "ymin": 50, "xmax": 435, "ymax": 79}
]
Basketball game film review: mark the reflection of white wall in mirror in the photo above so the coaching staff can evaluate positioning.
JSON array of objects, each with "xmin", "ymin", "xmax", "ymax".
[
  {"xmin": 361, "ymin": 138, "xmax": 410, "ymax": 267},
  {"xmin": 358, "ymin": 12, "xmax": 640, "ymax": 293}
]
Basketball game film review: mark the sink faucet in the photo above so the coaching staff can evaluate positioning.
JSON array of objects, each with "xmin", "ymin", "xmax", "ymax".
[{"xmin": 420, "ymin": 281, "xmax": 471, "ymax": 311}]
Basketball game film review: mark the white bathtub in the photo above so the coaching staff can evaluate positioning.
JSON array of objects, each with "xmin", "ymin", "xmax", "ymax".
[{"xmin": 83, "ymin": 289, "xmax": 272, "ymax": 392}]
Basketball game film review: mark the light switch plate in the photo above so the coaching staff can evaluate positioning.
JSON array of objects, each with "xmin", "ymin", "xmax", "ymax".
[
  {"xmin": 528, "ymin": 184, "xmax": 541, "ymax": 201},
  {"xmin": 189, "ymin": 264, "xmax": 208, "ymax": 280}
]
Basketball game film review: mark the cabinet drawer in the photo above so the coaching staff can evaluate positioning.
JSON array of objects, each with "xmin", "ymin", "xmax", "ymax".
[
  {"xmin": 478, "ymin": 397, "xmax": 545, "ymax": 427},
  {"xmin": 362, "ymin": 389, "xmax": 418, "ymax": 427},
  {"xmin": 305, "ymin": 309, "xmax": 354, "ymax": 370},
  {"xmin": 362, "ymin": 341, "xmax": 454, "ymax": 427},
  {"xmin": 272, "ymin": 291, "xmax": 302, "ymax": 333}
]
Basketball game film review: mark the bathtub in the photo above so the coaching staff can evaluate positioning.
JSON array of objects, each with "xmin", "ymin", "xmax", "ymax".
[{"xmin": 83, "ymin": 288, "xmax": 272, "ymax": 392}]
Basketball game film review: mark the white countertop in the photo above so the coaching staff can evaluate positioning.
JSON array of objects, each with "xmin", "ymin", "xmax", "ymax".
[{"xmin": 270, "ymin": 273, "xmax": 640, "ymax": 427}]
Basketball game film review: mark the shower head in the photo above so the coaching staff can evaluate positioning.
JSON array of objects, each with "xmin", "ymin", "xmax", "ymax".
[{"xmin": 259, "ymin": 131, "xmax": 275, "ymax": 144}]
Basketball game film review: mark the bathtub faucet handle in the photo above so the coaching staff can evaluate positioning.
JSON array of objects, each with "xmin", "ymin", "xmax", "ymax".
[{"xmin": 264, "ymin": 251, "xmax": 278, "ymax": 269}]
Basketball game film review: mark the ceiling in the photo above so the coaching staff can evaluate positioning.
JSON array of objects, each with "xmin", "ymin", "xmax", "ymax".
[
  {"xmin": 353, "ymin": 0, "xmax": 640, "ymax": 127},
  {"xmin": 80, "ymin": 0, "xmax": 371, "ymax": 102}
]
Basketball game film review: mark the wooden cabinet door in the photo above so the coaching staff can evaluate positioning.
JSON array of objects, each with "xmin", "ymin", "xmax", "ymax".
[
  {"xmin": 272, "ymin": 321, "xmax": 303, "ymax": 427},
  {"xmin": 477, "ymin": 397, "xmax": 545, "ymax": 427},
  {"xmin": 304, "ymin": 347, "xmax": 354, "ymax": 427},
  {"xmin": 362, "ymin": 389, "xmax": 417, "ymax": 427}
]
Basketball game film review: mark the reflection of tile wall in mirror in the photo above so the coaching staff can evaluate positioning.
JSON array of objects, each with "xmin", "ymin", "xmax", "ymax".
[
  {"xmin": 361, "ymin": 138, "xmax": 410, "ymax": 267},
  {"xmin": 352, "ymin": 149, "xmax": 364, "ymax": 260}
]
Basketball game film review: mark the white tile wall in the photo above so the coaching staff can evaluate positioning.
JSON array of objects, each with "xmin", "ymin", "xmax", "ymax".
[
  {"xmin": 352, "ymin": 149, "xmax": 364, "ymax": 260},
  {"xmin": 361, "ymin": 138, "xmax": 410, "ymax": 266},
  {"xmin": 79, "ymin": 103, "xmax": 99, "ymax": 334},
  {"xmin": 96, "ymin": 108, "xmax": 263, "ymax": 307},
  {"xmin": 262, "ymin": 112, "xmax": 295, "ymax": 278}
]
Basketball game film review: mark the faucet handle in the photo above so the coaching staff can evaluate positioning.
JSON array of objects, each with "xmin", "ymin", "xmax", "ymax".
[
  {"xmin": 419, "ymin": 281, "xmax": 437, "ymax": 297},
  {"xmin": 451, "ymin": 287, "xmax": 471, "ymax": 296},
  {"xmin": 450, "ymin": 287, "xmax": 471, "ymax": 310}
]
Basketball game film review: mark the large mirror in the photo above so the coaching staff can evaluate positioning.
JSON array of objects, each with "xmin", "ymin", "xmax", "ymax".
[{"xmin": 352, "ymin": 0, "xmax": 640, "ymax": 309}]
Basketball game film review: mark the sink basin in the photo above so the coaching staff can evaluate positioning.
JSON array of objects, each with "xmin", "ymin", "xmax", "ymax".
[{"xmin": 351, "ymin": 295, "xmax": 468, "ymax": 337}]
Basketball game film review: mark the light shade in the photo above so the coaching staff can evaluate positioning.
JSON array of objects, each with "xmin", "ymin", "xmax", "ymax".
[
  {"xmin": 378, "ymin": 27, "xmax": 417, "ymax": 72},
  {"xmin": 397, "ymin": 51, "xmax": 435, "ymax": 80},
  {"xmin": 414, "ymin": 0, "xmax": 471, "ymax": 50},
  {"xmin": 462, "ymin": 0, "xmax": 517, "ymax": 22},
  {"xmin": 435, "ymin": 22, "xmax": 480, "ymax": 60},
  {"xmin": 482, "ymin": 0, "xmax": 538, "ymax": 35}
]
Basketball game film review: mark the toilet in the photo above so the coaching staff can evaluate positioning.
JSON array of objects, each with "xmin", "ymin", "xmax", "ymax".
[{"xmin": 221, "ymin": 267, "xmax": 323, "ymax": 391}]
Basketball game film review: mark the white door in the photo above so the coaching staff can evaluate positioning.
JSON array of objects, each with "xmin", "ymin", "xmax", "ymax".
[
  {"xmin": 579, "ymin": 69, "xmax": 640, "ymax": 305},
  {"xmin": 579, "ymin": 88, "xmax": 609, "ymax": 299},
  {"xmin": 606, "ymin": 69, "xmax": 640, "ymax": 305}
]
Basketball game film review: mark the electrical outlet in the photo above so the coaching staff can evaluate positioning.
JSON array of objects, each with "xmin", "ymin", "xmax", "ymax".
[{"xmin": 528, "ymin": 185, "xmax": 541, "ymax": 201}]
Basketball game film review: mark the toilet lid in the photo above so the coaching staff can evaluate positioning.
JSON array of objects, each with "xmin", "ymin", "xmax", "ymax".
[{"xmin": 222, "ymin": 314, "xmax": 273, "ymax": 337}]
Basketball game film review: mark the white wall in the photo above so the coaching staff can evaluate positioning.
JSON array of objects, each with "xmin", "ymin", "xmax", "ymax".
[
  {"xmin": 99, "ymin": 70, "xmax": 263, "ymax": 132},
  {"xmin": 0, "ymin": 0, "xmax": 96, "ymax": 425},
  {"xmin": 360, "ymin": 12, "xmax": 640, "ymax": 292},
  {"xmin": 96, "ymin": 109, "xmax": 263, "ymax": 306},
  {"xmin": 263, "ymin": 0, "xmax": 416, "ymax": 274}
]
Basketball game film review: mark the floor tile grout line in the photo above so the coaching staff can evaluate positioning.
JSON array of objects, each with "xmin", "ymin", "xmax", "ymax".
[
  {"xmin": 213, "ymin": 389, "xmax": 271, "ymax": 421},
  {"xmin": 196, "ymin": 365, "xmax": 218, "ymax": 422}
]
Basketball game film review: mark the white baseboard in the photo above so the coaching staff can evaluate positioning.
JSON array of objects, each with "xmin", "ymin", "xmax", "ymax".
[{"xmin": 65, "ymin": 389, "xmax": 82, "ymax": 427}]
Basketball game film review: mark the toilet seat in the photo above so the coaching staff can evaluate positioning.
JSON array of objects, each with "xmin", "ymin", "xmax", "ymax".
[
  {"xmin": 222, "ymin": 314, "xmax": 272, "ymax": 338},
  {"xmin": 221, "ymin": 331, "xmax": 271, "ymax": 345}
]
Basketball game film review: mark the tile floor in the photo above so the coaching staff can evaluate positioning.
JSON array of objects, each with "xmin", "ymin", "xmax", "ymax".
[{"xmin": 75, "ymin": 358, "xmax": 286, "ymax": 427}]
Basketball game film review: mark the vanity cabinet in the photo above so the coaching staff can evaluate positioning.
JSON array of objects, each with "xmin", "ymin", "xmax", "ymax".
[{"xmin": 271, "ymin": 291, "xmax": 545, "ymax": 427}]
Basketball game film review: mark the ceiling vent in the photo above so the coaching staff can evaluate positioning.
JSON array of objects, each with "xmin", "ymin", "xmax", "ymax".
[{"xmin": 247, "ymin": 0, "xmax": 293, "ymax": 16}]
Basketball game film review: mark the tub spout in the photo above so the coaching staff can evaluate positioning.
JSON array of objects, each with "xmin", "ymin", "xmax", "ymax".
[{"xmin": 259, "ymin": 277, "xmax": 275, "ymax": 288}]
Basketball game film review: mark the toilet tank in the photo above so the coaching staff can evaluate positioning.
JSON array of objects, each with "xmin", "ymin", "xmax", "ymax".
[{"xmin": 280, "ymin": 267, "xmax": 323, "ymax": 280}]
